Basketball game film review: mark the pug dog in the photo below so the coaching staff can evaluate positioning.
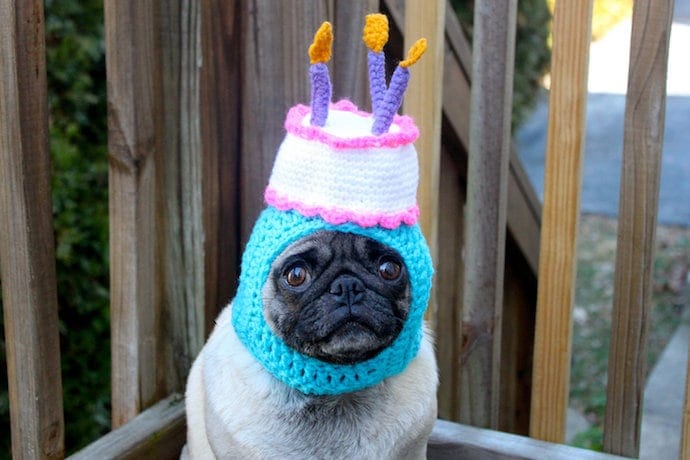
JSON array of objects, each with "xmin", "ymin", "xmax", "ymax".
[{"xmin": 183, "ymin": 230, "xmax": 438, "ymax": 459}]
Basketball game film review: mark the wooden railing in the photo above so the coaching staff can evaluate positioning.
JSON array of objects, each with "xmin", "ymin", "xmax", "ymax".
[{"xmin": 0, "ymin": 0, "xmax": 682, "ymax": 458}]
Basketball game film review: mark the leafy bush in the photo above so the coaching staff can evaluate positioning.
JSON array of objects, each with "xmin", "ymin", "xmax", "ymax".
[
  {"xmin": 449, "ymin": 0, "xmax": 552, "ymax": 128},
  {"xmin": 0, "ymin": 0, "xmax": 109, "ymax": 455}
]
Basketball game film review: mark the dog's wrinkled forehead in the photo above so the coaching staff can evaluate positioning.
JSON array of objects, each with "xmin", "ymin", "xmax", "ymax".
[{"xmin": 271, "ymin": 230, "xmax": 393, "ymax": 269}]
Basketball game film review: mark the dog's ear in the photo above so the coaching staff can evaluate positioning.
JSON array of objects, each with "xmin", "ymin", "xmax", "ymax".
[{"xmin": 262, "ymin": 231, "xmax": 411, "ymax": 365}]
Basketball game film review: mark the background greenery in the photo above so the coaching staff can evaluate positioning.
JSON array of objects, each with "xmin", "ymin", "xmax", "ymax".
[
  {"xmin": 0, "ymin": 0, "xmax": 110, "ymax": 456},
  {"xmin": 0, "ymin": 1, "xmax": 552, "ymax": 455}
]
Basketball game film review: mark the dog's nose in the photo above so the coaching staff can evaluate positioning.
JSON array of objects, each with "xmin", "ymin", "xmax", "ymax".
[{"xmin": 330, "ymin": 275, "xmax": 365, "ymax": 305}]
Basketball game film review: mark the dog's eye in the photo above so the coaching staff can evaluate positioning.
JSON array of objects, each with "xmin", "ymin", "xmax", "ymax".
[
  {"xmin": 284, "ymin": 264, "xmax": 309, "ymax": 287},
  {"xmin": 378, "ymin": 257, "xmax": 402, "ymax": 281}
]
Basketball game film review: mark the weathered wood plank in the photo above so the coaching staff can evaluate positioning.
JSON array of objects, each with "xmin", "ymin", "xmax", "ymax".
[
  {"xmin": 436, "ymin": 147, "xmax": 466, "ymax": 421},
  {"xmin": 683, "ymin": 343, "xmax": 690, "ymax": 459},
  {"xmin": 529, "ymin": 0, "xmax": 593, "ymax": 443},
  {"xmin": 499, "ymin": 241, "xmax": 536, "ymax": 435},
  {"xmin": 0, "ymin": 1, "xmax": 64, "ymax": 457},
  {"xmin": 603, "ymin": 0, "xmax": 674, "ymax": 456},
  {"xmin": 459, "ymin": 0, "xmax": 517, "ymax": 429},
  {"xmin": 68, "ymin": 394, "xmax": 186, "ymax": 460},
  {"xmin": 332, "ymin": 0, "xmax": 377, "ymax": 108},
  {"xmin": 158, "ymin": 0, "xmax": 207, "ymax": 397},
  {"xmin": 240, "ymin": 0, "xmax": 332, "ymax": 243},
  {"xmin": 402, "ymin": 0, "xmax": 445, "ymax": 327},
  {"xmin": 199, "ymin": 0, "xmax": 242, "ymax": 330},
  {"xmin": 428, "ymin": 419, "xmax": 630, "ymax": 460},
  {"xmin": 105, "ymin": 0, "xmax": 165, "ymax": 427}
]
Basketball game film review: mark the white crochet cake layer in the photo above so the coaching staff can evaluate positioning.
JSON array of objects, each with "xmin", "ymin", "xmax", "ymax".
[{"xmin": 268, "ymin": 133, "xmax": 419, "ymax": 216}]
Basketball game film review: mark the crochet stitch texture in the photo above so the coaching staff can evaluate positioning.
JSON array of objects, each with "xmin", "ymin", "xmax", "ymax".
[
  {"xmin": 230, "ymin": 15, "xmax": 431, "ymax": 395},
  {"xmin": 232, "ymin": 207, "xmax": 433, "ymax": 395}
]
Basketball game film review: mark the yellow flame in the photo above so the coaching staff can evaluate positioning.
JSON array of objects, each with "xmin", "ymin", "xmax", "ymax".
[
  {"xmin": 362, "ymin": 14, "xmax": 389, "ymax": 53},
  {"xmin": 399, "ymin": 38, "xmax": 427, "ymax": 68},
  {"xmin": 309, "ymin": 22, "xmax": 333, "ymax": 64}
]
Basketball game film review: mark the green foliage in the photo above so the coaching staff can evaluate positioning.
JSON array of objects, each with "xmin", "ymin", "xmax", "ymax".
[
  {"xmin": 0, "ymin": 0, "xmax": 109, "ymax": 456},
  {"xmin": 47, "ymin": 0, "xmax": 110, "ymax": 452},
  {"xmin": 449, "ymin": 0, "xmax": 552, "ymax": 128}
]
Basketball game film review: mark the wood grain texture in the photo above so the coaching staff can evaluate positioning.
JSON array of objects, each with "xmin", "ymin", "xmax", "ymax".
[
  {"xmin": 0, "ymin": 1, "xmax": 65, "ymax": 457},
  {"xmin": 158, "ymin": 0, "xmax": 209, "ymax": 394},
  {"xmin": 603, "ymin": 0, "xmax": 673, "ymax": 456},
  {"xmin": 199, "ymin": 0, "xmax": 242, "ymax": 331},
  {"xmin": 68, "ymin": 394, "xmax": 185, "ymax": 460},
  {"xmin": 240, "ymin": 0, "xmax": 332, "ymax": 244},
  {"xmin": 107, "ymin": 0, "xmax": 237, "ymax": 423},
  {"xmin": 459, "ymin": 0, "xmax": 517, "ymax": 430},
  {"xmin": 436, "ymin": 148, "xmax": 466, "ymax": 422},
  {"xmin": 402, "ymin": 0, "xmax": 445, "ymax": 327},
  {"xmin": 332, "ymin": 0, "xmax": 378, "ymax": 108},
  {"xmin": 105, "ymin": 0, "xmax": 166, "ymax": 427},
  {"xmin": 428, "ymin": 419, "xmax": 629, "ymax": 460},
  {"xmin": 683, "ymin": 342, "xmax": 690, "ymax": 460},
  {"xmin": 529, "ymin": 0, "xmax": 593, "ymax": 443}
]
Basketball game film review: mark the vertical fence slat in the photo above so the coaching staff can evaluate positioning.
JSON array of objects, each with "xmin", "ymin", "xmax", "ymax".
[
  {"xmin": 529, "ymin": 0, "xmax": 593, "ymax": 443},
  {"xmin": 603, "ymin": 0, "xmax": 674, "ymax": 456},
  {"xmin": 105, "ymin": 1, "xmax": 165, "ymax": 427},
  {"xmin": 332, "ymin": 0, "xmax": 379, "ymax": 108},
  {"xmin": 459, "ymin": 0, "xmax": 517, "ymax": 430},
  {"xmin": 436, "ymin": 148, "xmax": 466, "ymax": 422},
  {"xmin": 107, "ymin": 0, "xmax": 227, "ymax": 424},
  {"xmin": 199, "ymin": 0, "xmax": 242, "ymax": 332},
  {"xmin": 0, "ymin": 0, "xmax": 64, "ymax": 457},
  {"xmin": 240, "ymin": 0, "xmax": 332, "ymax": 243},
  {"xmin": 683, "ymin": 344, "xmax": 690, "ymax": 458},
  {"xmin": 402, "ymin": 0, "xmax": 445, "ymax": 327}
]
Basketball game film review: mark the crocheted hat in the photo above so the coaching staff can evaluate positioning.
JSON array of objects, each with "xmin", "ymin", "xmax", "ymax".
[{"xmin": 232, "ymin": 14, "xmax": 433, "ymax": 396}]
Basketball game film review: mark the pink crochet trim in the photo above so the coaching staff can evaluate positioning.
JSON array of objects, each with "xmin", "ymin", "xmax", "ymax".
[
  {"xmin": 265, "ymin": 187, "xmax": 419, "ymax": 229},
  {"xmin": 284, "ymin": 100, "xmax": 419, "ymax": 149}
]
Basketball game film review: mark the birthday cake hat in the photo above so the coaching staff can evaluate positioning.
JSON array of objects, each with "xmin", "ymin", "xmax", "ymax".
[
  {"xmin": 232, "ymin": 14, "xmax": 433, "ymax": 396},
  {"xmin": 265, "ymin": 14, "xmax": 427, "ymax": 230}
]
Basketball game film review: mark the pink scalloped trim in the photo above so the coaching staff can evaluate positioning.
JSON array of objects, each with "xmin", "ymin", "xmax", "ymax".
[
  {"xmin": 284, "ymin": 100, "xmax": 419, "ymax": 150},
  {"xmin": 264, "ymin": 187, "xmax": 419, "ymax": 229}
]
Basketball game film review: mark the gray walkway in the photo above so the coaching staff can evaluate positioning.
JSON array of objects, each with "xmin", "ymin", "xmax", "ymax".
[
  {"xmin": 517, "ymin": 3, "xmax": 690, "ymax": 457},
  {"xmin": 516, "ymin": 2, "xmax": 690, "ymax": 227}
]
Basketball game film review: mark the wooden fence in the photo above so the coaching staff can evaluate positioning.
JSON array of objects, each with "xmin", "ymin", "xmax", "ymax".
[{"xmin": 0, "ymin": 0, "xmax": 682, "ymax": 458}]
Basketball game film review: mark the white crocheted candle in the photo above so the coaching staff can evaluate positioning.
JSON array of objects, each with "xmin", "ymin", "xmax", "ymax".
[{"xmin": 264, "ymin": 100, "xmax": 420, "ymax": 229}]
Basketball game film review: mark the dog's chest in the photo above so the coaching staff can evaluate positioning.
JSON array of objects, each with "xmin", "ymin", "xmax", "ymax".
[{"xmin": 272, "ymin": 394, "xmax": 408, "ymax": 457}]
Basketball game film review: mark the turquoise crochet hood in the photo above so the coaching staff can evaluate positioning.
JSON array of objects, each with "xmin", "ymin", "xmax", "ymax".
[
  {"xmin": 231, "ymin": 16, "xmax": 432, "ymax": 395},
  {"xmin": 232, "ymin": 207, "xmax": 433, "ymax": 395}
]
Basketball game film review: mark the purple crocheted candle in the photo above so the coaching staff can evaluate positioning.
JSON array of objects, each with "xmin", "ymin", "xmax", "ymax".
[
  {"xmin": 368, "ymin": 50, "xmax": 386, "ymax": 115},
  {"xmin": 372, "ymin": 66, "xmax": 409, "ymax": 136},
  {"xmin": 308, "ymin": 22, "xmax": 333, "ymax": 127},
  {"xmin": 310, "ymin": 63, "xmax": 331, "ymax": 127}
]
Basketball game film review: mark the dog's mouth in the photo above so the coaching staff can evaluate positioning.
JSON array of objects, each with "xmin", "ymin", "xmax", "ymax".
[{"xmin": 305, "ymin": 304, "xmax": 402, "ymax": 364}]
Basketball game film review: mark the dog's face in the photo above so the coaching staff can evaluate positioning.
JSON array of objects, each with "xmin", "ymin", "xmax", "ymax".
[{"xmin": 262, "ymin": 231, "xmax": 411, "ymax": 365}]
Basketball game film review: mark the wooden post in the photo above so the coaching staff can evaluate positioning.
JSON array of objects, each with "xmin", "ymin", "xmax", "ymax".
[
  {"xmin": 529, "ymin": 0, "xmax": 593, "ymax": 443},
  {"xmin": 402, "ymin": 0, "xmax": 445, "ymax": 327},
  {"xmin": 0, "ymin": 0, "xmax": 65, "ymax": 457},
  {"xmin": 105, "ymin": 0, "xmax": 166, "ymax": 427},
  {"xmin": 459, "ymin": 0, "xmax": 517, "ymax": 430},
  {"xmin": 240, "ymin": 0, "xmax": 331, "ymax": 243},
  {"xmin": 683, "ymin": 346, "xmax": 690, "ymax": 459},
  {"xmin": 199, "ymin": 0, "xmax": 243, "ymax": 332},
  {"xmin": 603, "ymin": 0, "xmax": 673, "ymax": 456},
  {"xmin": 107, "ymin": 0, "xmax": 236, "ymax": 424}
]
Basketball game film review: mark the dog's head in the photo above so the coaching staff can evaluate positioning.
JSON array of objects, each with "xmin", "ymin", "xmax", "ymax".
[{"xmin": 262, "ymin": 231, "xmax": 411, "ymax": 365}]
